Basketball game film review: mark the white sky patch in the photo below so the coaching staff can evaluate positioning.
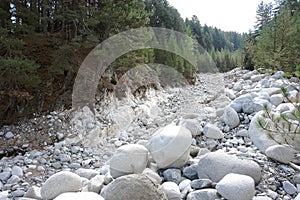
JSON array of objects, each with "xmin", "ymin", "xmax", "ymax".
[{"xmin": 168, "ymin": 0, "xmax": 274, "ymax": 33}]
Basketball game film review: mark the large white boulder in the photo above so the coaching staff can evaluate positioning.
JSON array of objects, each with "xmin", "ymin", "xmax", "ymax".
[
  {"xmin": 249, "ymin": 111, "xmax": 300, "ymax": 152},
  {"xmin": 248, "ymin": 111, "xmax": 278, "ymax": 153},
  {"xmin": 109, "ymin": 144, "xmax": 149, "ymax": 178},
  {"xmin": 147, "ymin": 125, "xmax": 192, "ymax": 169}
]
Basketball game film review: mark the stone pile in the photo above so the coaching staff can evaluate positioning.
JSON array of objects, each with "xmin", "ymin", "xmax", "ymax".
[{"xmin": 0, "ymin": 69, "xmax": 299, "ymax": 200}]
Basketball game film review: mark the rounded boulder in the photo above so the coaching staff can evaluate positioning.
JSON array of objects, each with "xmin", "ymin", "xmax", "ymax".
[
  {"xmin": 109, "ymin": 144, "xmax": 149, "ymax": 179},
  {"xmin": 41, "ymin": 171, "xmax": 82, "ymax": 199},
  {"xmin": 147, "ymin": 125, "xmax": 192, "ymax": 169},
  {"xmin": 104, "ymin": 174, "xmax": 167, "ymax": 200}
]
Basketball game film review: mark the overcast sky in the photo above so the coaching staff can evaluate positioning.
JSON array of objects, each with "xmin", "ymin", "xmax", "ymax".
[{"xmin": 167, "ymin": 0, "xmax": 273, "ymax": 33}]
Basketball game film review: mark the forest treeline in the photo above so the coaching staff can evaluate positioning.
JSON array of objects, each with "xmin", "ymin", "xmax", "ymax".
[
  {"xmin": 244, "ymin": 0, "xmax": 300, "ymax": 74},
  {"xmin": 0, "ymin": 0, "xmax": 246, "ymax": 124}
]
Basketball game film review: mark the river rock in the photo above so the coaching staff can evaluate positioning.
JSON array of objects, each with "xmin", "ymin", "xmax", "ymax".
[
  {"xmin": 12, "ymin": 166, "xmax": 23, "ymax": 177},
  {"xmin": 216, "ymin": 173, "xmax": 255, "ymax": 200},
  {"xmin": 242, "ymin": 97, "xmax": 271, "ymax": 114},
  {"xmin": 197, "ymin": 151, "xmax": 262, "ymax": 184},
  {"xmin": 223, "ymin": 106, "xmax": 240, "ymax": 129},
  {"xmin": 265, "ymin": 145, "xmax": 296, "ymax": 164},
  {"xmin": 147, "ymin": 125, "xmax": 192, "ymax": 169},
  {"xmin": 163, "ymin": 168, "xmax": 182, "ymax": 184},
  {"xmin": 0, "ymin": 171, "xmax": 11, "ymax": 181},
  {"xmin": 248, "ymin": 111, "xmax": 278, "ymax": 153},
  {"xmin": 190, "ymin": 179, "xmax": 213, "ymax": 189},
  {"xmin": 177, "ymin": 119, "xmax": 202, "ymax": 136},
  {"xmin": 41, "ymin": 171, "xmax": 82, "ymax": 199},
  {"xmin": 54, "ymin": 192, "xmax": 104, "ymax": 200},
  {"xmin": 203, "ymin": 124, "xmax": 224, "ymax": 139},
  {"xmin": 230, "ymin": 94, "xmax": 253, "ymax": 113},
  {"xmin": 87, "ymin": 175, "xmax": 105, "ymax": 193},
  {"xmin": 24, "ymin": 186, "xmax": 42, "ymax": 200},
  {"xmin": 104, "ymin": 174, "xmax": 167, "ymax": 200},
  {"xmin": 161, "ymin": 182, "xmax": 181, "ymax": 200},
  {"xmin": 282, "ymin": 180, "xmax": 297, "ymax": 195},
  {"xmin": 109, "ymin": 144, "xmax": 149, "ymax": 178},
  {"xmin": 183, "ymin": 164, "xmax": 198, "ymax": 180},
  {"xmin": 270, "ymin": 94, "xmax": 284, "ymax": 106},
  {"xmin": 75, "ymin": 168, "xmax": 99, "ymax": 180},
  {"xmin": 186, "ymin": 189, "xmax": 219, "ymax": 200},
  {"xmin": 272, "ymin": 71, "xmax": 285, "ymax": 79}
]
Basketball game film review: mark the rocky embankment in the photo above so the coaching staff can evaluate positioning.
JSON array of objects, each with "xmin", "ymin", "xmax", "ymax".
[{"xmin": 0, "ymin": 68, "xmax": 300, "ymax": 200}]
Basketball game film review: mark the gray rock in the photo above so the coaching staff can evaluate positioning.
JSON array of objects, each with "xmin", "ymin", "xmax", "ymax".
[
  {"xmin": 41, "ymin": 171, "xmax": 82, "ymax": 199},
  {"xmin": 24, "ymin": 186, "xmax": 42, "ymax": 200},
  {"xmin": 186, "ymin": 189, "xmax": 219, "ymax": 200},
  {"xmin": 272, "ymin": 71, "xmax": 285, "ymax": 79},
  {"xmin": 295, "ymin": 193, "xmax": 300, "ymax": 200},
  {"xmin": 51, "ymin": 162, "xmax": 62, "ymax": 169},
  {"xmin": 203, "ymin": 124, "xmax": 224, "ymax": 139},
  {"xmin": 265, "ymin": 145, "xmax": 296, "ymax": 164},
  {"xmin": 7, "ymin": 175, "xmax": 21, "ymax": 184},
  {"xmin": 87, "ymin": 175, "xmax": 105, "ymax": 193},
  {"xmin": 5, "ymin": 131, "xmax": 14, "ymax": 139},
  {"xmin": 109, "ymin": 144, "xmax": 149, "ymax": 179},
  {"xmin": 104, "ymin": 173, "xmax": 113, "ymax": 185},
  {"xmin": 287, "ymin": 90, "xmax": 300, "ymax": 103},
  {"xmin": 276, "ymin": 103, "xmax": 294, "ymax": 113},
  {"xmin": 59, "ymin": 154, "xmax": 71, "ymax": 162},
  {"xmin": 190, "ymin": 179, "xmax": 213, "ymax": 189},
  {"xmin": 75, "ymin": 168, "xmax": 99, "ymax": 180},
  {"xmin": 242, "ymin": 98, "xmax": 271, "ymax": 114},
  {"xmin": 71, "ymin": 146, "xmax": 81, "ymax": 154},
  {"xmin": 104, "ymin": 174, "xmax": 167, "ymax": 200},
  {"xmin": 183, "ymin": 164, "xmax": 198, "ymax": 180},
  {"xmin": 224, "ymin": 88, "xmax": 236, "ymax": 100},
  {"xmin": 248, "ymin": 111, "xmax": 278, "ymax": 153},
  {"xmin": 177, "ymin": 119, "xmax": 202, "ymax": 136},
  {"xmin": 54, "ymin": 192, "xmax": 104, "ymax": 200},
  {"xmin": 216, "ymin": 173, "xmax": 255, "ymax": 200},
  {"xmin": 161, "ymin": 182, "xmax": 181, "ymax": 200},
  {"xmin": 12, "ymin": 189, "xmax": 25, "ymax": 197},
  {"xmin": 178, "ymin": 179, "xmax": 191, "ymax": 191},
  {"xmin": 261, "ymin": 78, "xmax": 270, "ymax": 88},
  {"xmin": 197, "ymin": 151, "xmax": 262, "ymax": 184},
  {"xmin": 0, "ymin": 171, "xmax": 11, "ymax": 181},
  {"xmin": 261, "ymin": 87, "xmax": 282, "ymax": 96},
  {"xmin": 235, "ymin": 129, "xmax": 249, "ymax": 137},
  {"xmin": 230, "ymin": 94, "xmax": 253, "ymax": 113},
  {"xmin": 12, "ymin": 166, "xmax": 23, "ymax": 177},
  {"xmin": 163, "ymin": 169, "xmax": 182, "ymax": 184},
  {"xmin": 270, "ymin": 94, "xmax": 284, "ymax": 106},
  {"xmin": 0, "ymin": 181, "xmax": 3, "ymax": 190},
  {"xmin": 223, "ymin": 106, "xmax": 240, "ymax": 129},
  {"xmin": 282, "ymin": 180, "xmax": 297, "ymax": 195},
  {"xmin": 293, "ymin": 173, "xmax": 300, "ymax": 184},
  {"xmin": 147, "ymin": 125, "xmax": 192, "ymax": 169},
  {"xmin": 142, "ymin": 168, "xmax": 162, "ymax": 184}
]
